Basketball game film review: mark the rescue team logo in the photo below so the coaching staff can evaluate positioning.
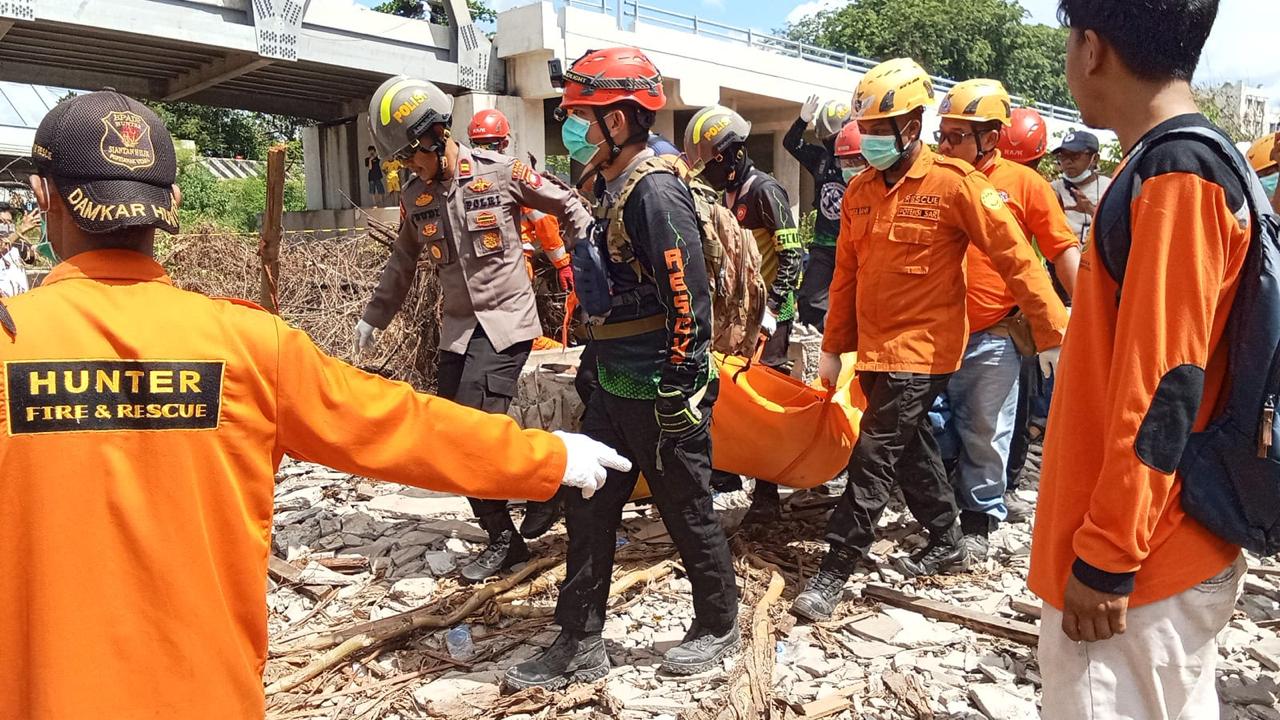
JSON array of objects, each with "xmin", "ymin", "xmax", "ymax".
[
  {"xmin": 981, "ymin": 187, "xmax": 1004, "ymax": 210},
  {"xmin": 415, "ymin": 193, "xmax": 433, "ymax": 207},
  {"xmin": 735, "ymin": 205, "xmax": 747, "ymax": 222},
  {"xmin": 481, "ymin": 231, "xmax": 501, "ymax": 250},
  {"xmin": 820, "ymin": 182, "xmax": 845, "ymax": 221},
  {"xmin": 468, "ymin": 178, "xmax": 493, "ymax": 193},
  {"xmin": 422, "ymin": 223, "xmax": 439, "ymax": 237},
  {"xmin": 5, "ymin": 360, "xmax": 223, "ymax": 436},
  {"xmin": 100, "ymin": 112, "xmax": 155, "ymax": 171}
]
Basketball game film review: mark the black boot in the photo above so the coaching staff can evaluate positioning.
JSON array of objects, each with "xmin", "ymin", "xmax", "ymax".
[
  {"xmin": 790, "ymin": 546, "xmax": 859, "ymax": 622},
  {"xmin": 503, "ymin": 630, "xmax": 609, "ymax": 692},
  {"xmin": 661, "ymin": 622, "xmax": 741, "ymax": 675},
  {"xmin": 710, "ymin": 470, "xmax": 744, "ymax": 493},
  {"xmin": 519, "ymin": 498, "xmax": 562, "ymax": 539},
  {"xmin": 460, "ymin": 529, "xmax": 529, "ymax": 583},
  {"xmin": 894, "ymin": 530, "xmax": 964, "ymax": 578},
  {"xmin": 743, "ymin": 481, "xmax": 782, "ymax": 526},
  {"xmin": 958, "ymin": 511, "xmax": 993, "ymax": 570}
]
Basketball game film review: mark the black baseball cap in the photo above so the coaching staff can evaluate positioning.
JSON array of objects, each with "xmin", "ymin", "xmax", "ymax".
[
  {"xmin": 32, "ymin": 91, "xmax": 179, "ymax": 234},
  {"xmin": 1052, "ymin": 130, "xmax": 1100, "ymax": 155}
]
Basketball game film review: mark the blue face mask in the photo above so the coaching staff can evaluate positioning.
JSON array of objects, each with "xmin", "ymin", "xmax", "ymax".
[
  {"xmin": 34, "ymin": 218, "xmax": 56, "ymax": 264},
  {"xmin": 861, "ymin": 134, "xmax": 905, "ymax": 171},
  {"xmin": 561, "ymin": 115, "xmax": 603, "ymax": 166},
  {"xmin": 841, "ymin": 166, "xmax": 866, "ymax": 183},
  {"xmin": 1263, "ymin": 173, "xmax": 1279, "ymax": 200}
]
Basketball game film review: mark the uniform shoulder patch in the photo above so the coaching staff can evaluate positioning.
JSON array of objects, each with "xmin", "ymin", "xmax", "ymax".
[{"xmin": 980, "ymin": 187, "xmax": 1005, "ymax": 210}]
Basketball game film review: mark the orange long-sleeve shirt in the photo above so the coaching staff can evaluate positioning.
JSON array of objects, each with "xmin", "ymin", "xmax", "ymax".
[
  {"xmin": 823, "ymin": 145, "xmax": 1067, "ymax": 373},
  {"xmin": 1030, "ymin": 116, "xmax": 1247, "ymax": 609},
  {"xmin": 520, "ymin": 208, "xmax": 570, "ymax": 268},
  {"xmin": 0, "ymin": 250, "xmax": 566, "ymax": 720},
  {"xmin": 966, "ymin": 151, "xmax": 1079, "ymax": 332}
]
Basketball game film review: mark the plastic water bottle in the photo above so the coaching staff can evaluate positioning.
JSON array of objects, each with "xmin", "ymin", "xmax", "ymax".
[{"xmin": 446, "ymin": 624, "xmax": 474, "ymax": 660}]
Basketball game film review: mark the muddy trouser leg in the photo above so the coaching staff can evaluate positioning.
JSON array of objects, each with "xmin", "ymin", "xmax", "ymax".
[
  {"xmin": 824, "ymin": 371, "xmax": 959, "ymax": 556},
  {"xmin": 440, "ymin": 327, "xmax": 535, "ymax": 539},
  {"xmin": 556, "ymin": 382, "xmax": 738, "ymax": 634},
  {"xmin": 796, "ymin": 245, "xmax": 836, "ymax": 332}
]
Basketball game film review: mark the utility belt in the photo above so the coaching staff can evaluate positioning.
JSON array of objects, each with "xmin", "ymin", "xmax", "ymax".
[
  {"xmin": 983, "ymin": 309, "xmax": 1037, "ymax": 357},
  {"xmin": 573, "ymin": 285, "xmax": 666, "ymax": 342}
]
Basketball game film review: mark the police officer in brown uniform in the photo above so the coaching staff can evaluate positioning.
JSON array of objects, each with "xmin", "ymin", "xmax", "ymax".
[{"xmin": 355, "ymin": 77, "xmax": 594, "ymax": 581}]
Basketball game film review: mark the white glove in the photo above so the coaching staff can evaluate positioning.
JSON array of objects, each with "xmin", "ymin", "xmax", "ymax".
[
  {"xmin": 818, "ymin": 351, "xmax": 842, "ymax": 390},
  {"xmin": 554, "ymin": 431, "xmax": 632, "ymax": 499},
  {"xmin": 354, "ymin": 319, "xmax": 378, "ymax": 355},
  {"xmin": 759, "ymin": 309, "xmax": 778, "ymax": 338},
  {"xmin": 1039, "ymin": 346, "xmax": 1062, "ymax": 380},
  {"xmin": 800, "ymin": 94, "xmax": 821, "ymax": 124}
]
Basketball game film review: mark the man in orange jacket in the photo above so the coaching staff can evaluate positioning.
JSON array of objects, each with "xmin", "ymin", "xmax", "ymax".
[
  {"xmin": 789, "ymin": 58, "xmax": 1068, "ymax": 623},
  {"xmin": 932, "ymin": 79, "xmax": 1081, "ymax": 566},
  {"xmin": 1031, "ymin": 1, "xmax": 1249, "ymax": 717},
  {"xmin": 0, "ymin": 91, "xmax": 630, "ymax": 720}
]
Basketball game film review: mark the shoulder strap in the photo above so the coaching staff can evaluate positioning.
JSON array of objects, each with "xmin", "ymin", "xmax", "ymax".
[
  {"xmin": 605, "ymin": 156, "xmax": 683, "ymax": 278},
  {"xmin": 1104, "ymin": 125, "xmax": 1271, "ymax": 294}
]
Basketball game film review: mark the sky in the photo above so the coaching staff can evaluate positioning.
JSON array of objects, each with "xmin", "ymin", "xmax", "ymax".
[{"xmin": 348, "ymin": 0, "xmax": 1280, "ymax": 107}]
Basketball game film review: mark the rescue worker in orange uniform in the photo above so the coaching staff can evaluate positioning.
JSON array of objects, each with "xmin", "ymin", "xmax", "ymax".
[
  {"xmin": 467, "ymin": 108, "xmax": 576, "ymax": 292},
  {"xmin": 356, "ymin": 78, "xmax": 594, "ymax": 582},
  {"xmin": 1248, "ymin": 132, "xmax": 1279, "ymax": 213},
  {"xmin": 0, "ymin": 91, "xmax": 629, "ymax": 720},
  {"xmin": 996, "ymin": 104, "xmax": 1053, "ymax": 519},
  {"xmin": 789, "ymin": 59, "xmax": 1068, "ymax": 622},
  {"xmin": 932, "ymin": 79, "xmax": 1081, "ymax": 565}
]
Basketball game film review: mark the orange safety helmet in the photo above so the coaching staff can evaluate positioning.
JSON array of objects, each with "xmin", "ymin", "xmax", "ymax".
[
  {"xmin": 833, "ymin": 121, "xmax": 862, "ymax": 157},
  {"xmin": 556, "ymin": 47, "xmax": 666, "ymax": 112},
  {"xmin": 467, "ymin": 109, "xmax": 511, "ymax": 142},
  {"xmin": 999, "ymin": 107, "xmax": 1049, "ymax": 165}
]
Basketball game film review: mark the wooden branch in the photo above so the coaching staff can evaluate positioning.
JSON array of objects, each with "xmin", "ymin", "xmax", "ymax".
[
  {"xmin": 266, "ymin": 558, "xmax": 559, "ymax": 693},
  {"xmin": 259, "ymin": 145, "xmax": 286, "ymax": 313},
  {"xmin": 863, "ymin": 585, "xmax": 1039, "ymax": 646},
  {"xmin": 496, "ymin": 560, "xmax": 676, "ymax": 620}
]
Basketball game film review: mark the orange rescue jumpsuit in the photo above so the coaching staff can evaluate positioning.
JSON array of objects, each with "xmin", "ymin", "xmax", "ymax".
[{"xmin": 0, "ymin": 250, "xmax": 566, "ymax": 720}]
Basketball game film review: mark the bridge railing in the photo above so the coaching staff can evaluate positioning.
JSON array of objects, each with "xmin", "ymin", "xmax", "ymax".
[{"xmin": 564, "ymin": 0, "xmax": 1082, "ymax": 123}]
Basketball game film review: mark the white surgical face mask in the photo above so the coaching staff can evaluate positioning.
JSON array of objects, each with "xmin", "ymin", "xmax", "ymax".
[{"xmin": 1065, "ymin": 169, "xmax": 1093, "ymax": 184}]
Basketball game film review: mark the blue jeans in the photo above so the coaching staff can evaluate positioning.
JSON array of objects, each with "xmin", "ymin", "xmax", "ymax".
[{"xmin": 932, "ymin": 330, "xmax": 1021, "ymax": 520}]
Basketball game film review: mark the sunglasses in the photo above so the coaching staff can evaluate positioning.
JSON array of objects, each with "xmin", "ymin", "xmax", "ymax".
[{"xmin": 933, "ymin": 129, "xmax": 977, "ymax": 146}]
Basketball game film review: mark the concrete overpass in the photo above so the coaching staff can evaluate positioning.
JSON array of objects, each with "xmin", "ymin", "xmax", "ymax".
[{"xmin": 0, "ymin": 0, "xmax": 498, "ymax": 121}]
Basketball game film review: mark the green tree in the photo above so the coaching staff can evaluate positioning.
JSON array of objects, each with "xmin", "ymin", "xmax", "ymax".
[
  {"xmin": 373, "ymin": 0, "xmax": 495, "ymax": 24},
  {"xmin": 785, "ymin": 0, "xmax": 1073, "ymax": 108},
  {"xmin": 147, "ymin": 102, "xmax": 305, "ymax": 161},
  {"xmin": 176, "ymin": 147, "xmax": 305, "ymax": 233}
]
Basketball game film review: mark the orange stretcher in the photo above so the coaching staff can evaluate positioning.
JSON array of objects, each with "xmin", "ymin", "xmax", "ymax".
[{"xmin": 631, "ymin": 352, "xmax": 864, "ymax": 499}]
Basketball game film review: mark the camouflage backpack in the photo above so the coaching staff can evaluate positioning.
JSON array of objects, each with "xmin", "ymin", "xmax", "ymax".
[{"xmin": 605, "ymin": 155, "xmax": 767, "ymax": 356}]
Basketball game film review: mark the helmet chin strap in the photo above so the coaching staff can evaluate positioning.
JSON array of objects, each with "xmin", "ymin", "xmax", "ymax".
[{"xmin": 582, "ymin": 106, "xmax": 652, "ymax": 199}]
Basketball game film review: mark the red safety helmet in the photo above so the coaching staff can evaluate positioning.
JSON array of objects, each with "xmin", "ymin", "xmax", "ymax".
[
  {"xmin": 467, "ymin": 109, "xmax": 511, "ymax": 142},
  {"xmin": 834, "ymin": 121, "xmax": 862, "ymax": 157},
  {"xmin": 999, "ymin": 107, "xmax": 1049, "ymax": 165},
  {"xmin": 557, "ymin": 47, "xmax": 666, "ymax": 112}
]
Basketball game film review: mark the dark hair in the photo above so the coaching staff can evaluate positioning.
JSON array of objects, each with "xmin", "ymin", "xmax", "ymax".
[
  {"xmin": 1057, "ymin": 0, "xmax": 1218, "ymax": 81},
  {"xmin": 368, "ymin": 145, "xmax": 376, "ymax": 152}
]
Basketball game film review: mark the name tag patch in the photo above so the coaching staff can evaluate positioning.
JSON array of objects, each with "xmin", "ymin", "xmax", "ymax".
[{"xmin": 5, "ymin": 360, "xmax": 224, "ymax": 435}]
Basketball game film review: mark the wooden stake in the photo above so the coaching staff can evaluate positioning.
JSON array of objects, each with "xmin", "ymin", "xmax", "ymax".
[
  {"xmin": 863, "ymin": 584, "xmax": 1039, "ymax": 646},
  {"xmin": 259, "ymin": 144, "xmax": 286, "ymax": 313}
]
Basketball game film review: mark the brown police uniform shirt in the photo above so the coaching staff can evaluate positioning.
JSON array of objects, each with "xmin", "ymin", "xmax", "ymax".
[
  {"xmin": 0, "ymin": 250, "xmax": 568, "ymax": 720},
  {"xmin": 363, "ymin": 145, "xmax": 591, "ymax": 354},
  {"xmin": 823, "ymin": 145, "xmax": 1068, "ymax": 374}
]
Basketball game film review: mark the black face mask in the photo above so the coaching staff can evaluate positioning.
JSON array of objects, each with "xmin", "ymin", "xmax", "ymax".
[{"xmin": 701, "ymin": 156, "xmax": 734, "ymax": 190}]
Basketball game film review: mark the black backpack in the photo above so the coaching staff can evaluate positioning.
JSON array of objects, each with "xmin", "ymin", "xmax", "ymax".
[{"xmin": 1103, "ymin": 124, "xmax": 1280, "ymax": 555}]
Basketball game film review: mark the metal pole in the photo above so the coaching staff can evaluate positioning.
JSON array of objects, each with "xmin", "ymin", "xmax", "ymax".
[{"xmin": 616, "ymin": 0, "xmax": 622, "ymax": 27}]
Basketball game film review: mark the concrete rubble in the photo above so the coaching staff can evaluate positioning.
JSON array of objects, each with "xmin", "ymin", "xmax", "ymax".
[{"xmin": 264, "ymin": 433, "xmax": 1280, "ymax": 720}]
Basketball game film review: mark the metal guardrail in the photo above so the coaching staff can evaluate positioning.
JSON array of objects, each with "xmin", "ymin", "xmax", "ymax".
[{"xmin": 565, "ymin": 0, "xmax": 1082, "ymax": 123}]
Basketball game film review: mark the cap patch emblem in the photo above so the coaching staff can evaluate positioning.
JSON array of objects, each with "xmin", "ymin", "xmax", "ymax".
[{"xmin": 100, "ymin": 111, "xmax": 155, "ymax": 171}]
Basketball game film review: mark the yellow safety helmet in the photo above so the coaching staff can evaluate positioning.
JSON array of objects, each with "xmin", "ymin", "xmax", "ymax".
[
  {"xmin": 851, "ymin": 58, "xmax": 935, "ymax": 121},
  {"xmin": 1247, "ymin": 133, "xmax": 1278, "ymax": 174},
  {"xmin": 938, "ymin": 79, "xmax": 1012, "ymax": 126}
]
